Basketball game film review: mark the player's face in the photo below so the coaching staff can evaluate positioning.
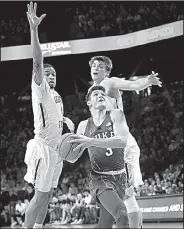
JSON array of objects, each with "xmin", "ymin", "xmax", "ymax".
[
  {"xmin": 44, "ymin": 67, "xmax": 56, "ymax": 89},
  {"xmin": 91, "ymin": 60, "xmax": 107, "ymax": 82},
  {"xmin": 88, "ymin": 90, "xmax": 106, "ymax": 110}
]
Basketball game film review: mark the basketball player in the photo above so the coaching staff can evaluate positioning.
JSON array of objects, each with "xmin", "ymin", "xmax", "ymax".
[
  {"xmin": 23, "ymin": 2, "xmax": 75, "ymax": 228},
  {"xmin": 87, "ymin": 56, "xmax": 162, "ymax": 228},
  {"xmin": 70, "ymin": 85, "xmax": 130, "ymax": 228}
]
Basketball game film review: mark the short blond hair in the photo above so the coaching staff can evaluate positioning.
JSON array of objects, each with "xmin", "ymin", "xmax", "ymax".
[{"xmin": 89, "ymin": 56, "xmax": 113, "ymax": 76}]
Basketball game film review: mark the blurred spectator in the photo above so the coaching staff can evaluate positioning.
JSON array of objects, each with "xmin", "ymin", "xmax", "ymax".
[
  {"xmin": 59, "ymin": 194, "xmax": 73, "ymax": 224},
  {"xmin": 69, "ymin": 183, "xmax": 79, "ymax": 195},
  {"xmin": 83, "ymin": 190, "xmax": 99, "ymax": 224},
  {"xmin": 0, "ymin": 17, "xmax": 29, "ymax": 47},
  {"xmin": 15, "ymin": 199, "xmax": 26, "ymax": 226},
  {"xmin": 70, "ymin": 193, "xmax": 86, "ymax": 225}
]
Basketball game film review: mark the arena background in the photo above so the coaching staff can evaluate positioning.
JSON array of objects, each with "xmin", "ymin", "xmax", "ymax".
[{"xmin": 0, "ymin": 1, "xmax": 183, "ymax": 228}]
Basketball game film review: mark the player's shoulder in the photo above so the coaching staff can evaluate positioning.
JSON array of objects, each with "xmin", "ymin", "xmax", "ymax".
[
  {"xmin": 110, "ymin": 108, "xmax": 123, "ymax": 115},
  {"xmin": 31, "ymin": 77, "xmax": 50, "ymax": 95},
  {"xmin": 53, "ymin": 90, "xmax": 62, "ymax": 97},
  {"xmin": 79, "ymin": 120, "xmax": 88, "ymax": 128},
  {"xmin": 104, "ymin": 76, "xmax": 117, "ymax": 83},
  {"xmin": 101, "ymin": 77, "xmax": 112, "ymax": 86},
  {"xmin": 77, "ymin": 120, "xmax": 88, "ymax": 135},
  {"xmin": 109, "ymin": 109, "xmax": 124, "ymax": 121},
  {"xmin": 53, "ymin": 89, "xmax": 58, "ymax": 94},
  {"xmin": 102, "ymin": 77, "xmax": 121, "ymax": 91}
]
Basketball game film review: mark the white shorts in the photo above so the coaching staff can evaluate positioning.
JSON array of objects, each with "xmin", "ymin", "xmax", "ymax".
[
  {"xmin": 124, "ymin": 144, "xmax": 143, "ymax": 188},
  {"xmin": 24, "ymin": 139, "xmax": 63, "ymax": 192}
]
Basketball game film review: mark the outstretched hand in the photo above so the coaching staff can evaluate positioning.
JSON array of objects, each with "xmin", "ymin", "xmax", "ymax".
[
  {"xmin": 148, "ymin": 71, "xmax": 162, "ymax": 87},
  {"xmin": 26, "ymin": 2, "xmax": 46, "ymax": 29}
]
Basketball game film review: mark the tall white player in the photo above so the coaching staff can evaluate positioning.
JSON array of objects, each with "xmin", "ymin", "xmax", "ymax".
[{"xmin": 23, "ymin": 2, "xmax": 74, "ymax": 228}]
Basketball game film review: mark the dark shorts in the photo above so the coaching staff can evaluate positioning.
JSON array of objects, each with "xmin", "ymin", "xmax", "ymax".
[{"xmin": 89, "ymin": 171, "xmax": 127, "ymax": 205}]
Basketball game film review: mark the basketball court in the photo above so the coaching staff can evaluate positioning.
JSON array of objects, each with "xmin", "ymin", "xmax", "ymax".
[
  {"xmin": 3, "ymin": 222, "xmax": 183, "ymax": 228},
  {"xmin": 50, "ymin": 222, "xmax": 183, "ymax": 228}
]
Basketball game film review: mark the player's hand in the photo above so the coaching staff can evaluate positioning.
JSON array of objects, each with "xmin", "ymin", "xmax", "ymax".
[
  {"xmin": 26, "ymin": 2, "xmax": 46, "ymax": 29},
  {"xmin": 147, "ymin": 71, "xmax": 162, "ymax": 87},
  {"xmin": 69, "ymin": 135, "xmax": 93, "ymax": 152},
  {"xmin": 63, "ymin": 117, "xmax": 75, "ymax": 133}
]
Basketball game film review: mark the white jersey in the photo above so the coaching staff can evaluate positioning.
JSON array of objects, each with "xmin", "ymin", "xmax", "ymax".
[
  {"xmin": 106, "ymin": 95, "xmax": 138, "ymax": 148},
  {"xmin": 31, "ymin": 78, "xmax": 63, "ymax": 148},
  {"xmin": 106, "ymin": 94, "xmax": 124, "ymax": 111}
]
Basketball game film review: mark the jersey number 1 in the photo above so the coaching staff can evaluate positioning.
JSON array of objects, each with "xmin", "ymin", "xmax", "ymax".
[{"xmin": 106, "ymin": 148, "xmax": 113, "ymax": 156}]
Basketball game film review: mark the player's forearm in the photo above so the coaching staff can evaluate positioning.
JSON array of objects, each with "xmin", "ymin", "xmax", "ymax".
[
  {"xmin": 63, "ymin": 116, "xmax": 75, "ymax": 132},
  {"xmin": 63, "ymin": 117, "xmax": 69, "ymax": 123},
  {"xmin": 63, "ymin": 116, "xmax": 70, "ymax": 125},
  {"xmin": 31, "ymin": 27, "xmax": 43, "ymax": 63},
  {"xmin": 92, "ymin": 136, "xmax": 127, "ymax": 149},
  {"xmin": 111, "ymin": 76, "xmax": 151, "ymax": 91},
  {"xmin": 133, "ymin": 77, "xmax": 151, "ymax": 91}
]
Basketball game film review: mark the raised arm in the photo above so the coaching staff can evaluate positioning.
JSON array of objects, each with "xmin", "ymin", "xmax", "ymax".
[
  {"xmin": 27, "ymin": 2, "xmax": 46, "ymax": 85},
  {"xmin": 108, "ymin": 72, "xmax": 162, "ymax": 91}
]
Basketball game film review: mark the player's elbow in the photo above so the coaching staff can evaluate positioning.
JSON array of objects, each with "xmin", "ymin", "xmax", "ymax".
[{"xmin": 32, "ymin": 48, "xmax": 43, "ymax": 64}]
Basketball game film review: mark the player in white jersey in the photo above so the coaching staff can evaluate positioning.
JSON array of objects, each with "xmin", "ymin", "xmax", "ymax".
[
  {"xmin": 23, "ymin": 3, "xmax": 74, "ymax": 228},
  {"xmin": 88, "ymin": 56, "xmax": 162, "ymax": 228}
]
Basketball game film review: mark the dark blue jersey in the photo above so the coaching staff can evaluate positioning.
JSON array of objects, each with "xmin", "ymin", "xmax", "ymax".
[{"xmin": 84, "ymin": 111, "xmax": 125, "ymax": 173}]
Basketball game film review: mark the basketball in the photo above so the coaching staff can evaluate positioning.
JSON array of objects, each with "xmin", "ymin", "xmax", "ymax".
[{"xmin": 57, "ymin": 133, "xmax": 84, "ymax": 163}]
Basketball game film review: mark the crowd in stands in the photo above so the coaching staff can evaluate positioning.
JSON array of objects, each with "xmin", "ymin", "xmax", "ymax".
[
  {"xmin": 0, "ymin": 81, "xmax": 183, "ymax": 226},
  {"xmin": 70, "ymin": 2, "xmax": 184, "ymax": 39},
  {"xmin": 0, "ymin": 18, "xmax": 29, "ymax": 47},
  {"xmin": 1, "ymin": 2, "xmax": 184, "ymax": 46}
]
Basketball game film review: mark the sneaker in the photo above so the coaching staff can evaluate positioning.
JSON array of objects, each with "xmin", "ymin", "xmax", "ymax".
[
  {"xmin": 53, "ymin": 221, "xmax": 61, "ymax": 224},
  {"xmin": 60, "ymin": 219, "xmax": 68, "ymax": 225},
  {"xmin": 11, "ymin": 221, "xmax": 17, "ymax": 227},
  {"xmin": 76, "ymin": 219, "xmax": 83, "ymax": 224},
  {"xmin": 71, "ymin": 219, "xmax": 79, "ymax": 225}
]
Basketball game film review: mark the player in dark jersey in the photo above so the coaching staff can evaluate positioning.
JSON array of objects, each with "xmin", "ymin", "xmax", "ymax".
[
  {"xmin": 70, "ymin": 85, "xmax": 131, "ymax": 228},
  {"xmin": 87, "ymin": 56, "xmax": 162, "ymax": 228}
]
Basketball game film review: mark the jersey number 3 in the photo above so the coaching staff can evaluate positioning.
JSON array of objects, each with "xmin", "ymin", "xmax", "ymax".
[{"xmin": 106, "ymin": 148, "xmax": 113, "ymax": 156}]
